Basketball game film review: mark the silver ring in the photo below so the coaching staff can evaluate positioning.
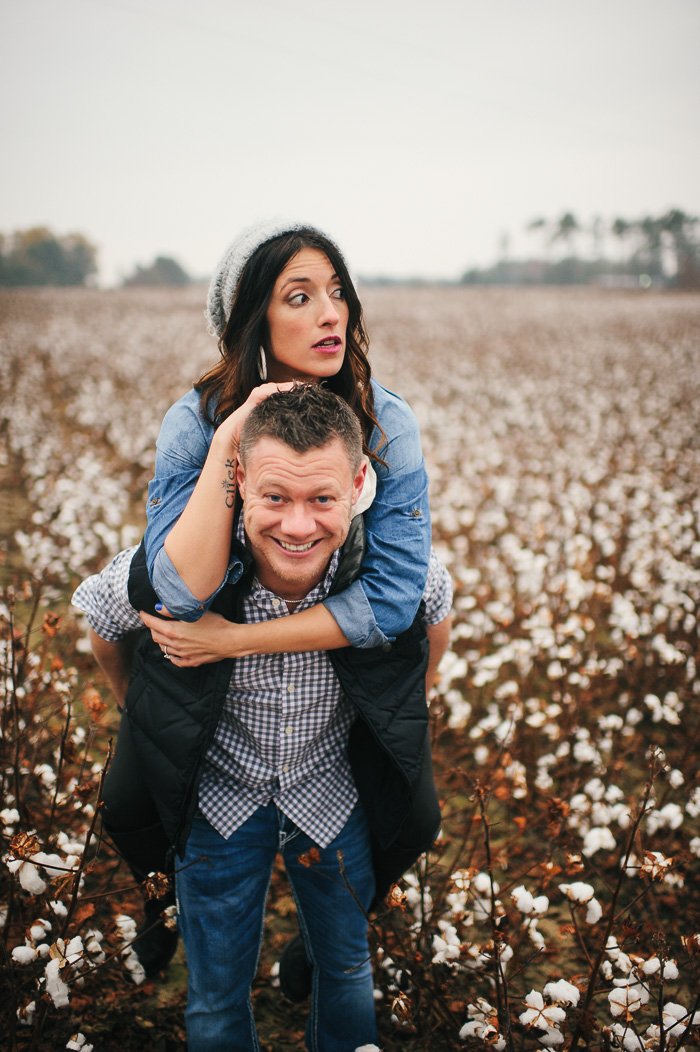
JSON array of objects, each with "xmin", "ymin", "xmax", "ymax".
[{"xmin": 163, "ymin": 646, "xmax": 169, "ymax": 659}]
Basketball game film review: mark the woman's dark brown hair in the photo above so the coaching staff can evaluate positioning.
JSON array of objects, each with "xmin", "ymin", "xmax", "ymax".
[{"xmin": 196, "ymin": 229, "xmax": 386, "ymax": 462}]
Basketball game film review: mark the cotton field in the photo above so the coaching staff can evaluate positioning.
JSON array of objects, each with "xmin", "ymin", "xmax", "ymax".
[{"xmin": 1, "ymin": 285, "xmax": 699, "ymax": 1050}]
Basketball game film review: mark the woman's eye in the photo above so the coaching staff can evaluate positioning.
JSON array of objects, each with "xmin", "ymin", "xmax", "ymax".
[
  {"xmin": 288, "ymin": 292, "xmax": 309, "ymax": 306},
  {"xmin": 331, "ymin": 286, "xmax": 344, "ymax": 300}
]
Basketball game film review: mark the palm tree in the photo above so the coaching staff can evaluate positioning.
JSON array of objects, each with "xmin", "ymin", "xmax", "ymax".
[
  {"xmin": 659, "ymin": 209, "xmax": 699, "ymax": 287},
  {"xmin": 636, "ymin": 215, "xmax": 664, "ymax": 280},
  {"xmin": 551, "ymin": 212, "xmax": 579, "ymax": 257},
  {"xmin": 611, "ymin": 217, "xmax": 631, "ymax": 271},
  {"xmin": 526, "ymin": 217, "xmax": 549, "ymax": 259}
]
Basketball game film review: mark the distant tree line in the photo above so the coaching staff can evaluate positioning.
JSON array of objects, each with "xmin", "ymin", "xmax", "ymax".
[
  {"xmin": 123, "ymin": 255, "xmax": 190, "ymax": 287},
  {"xmin": 0, "ymin": 227, "xmax": 191, "ymax": 288},
  {"xmin": 463, "ymin": 208, "xmax": 700, "ymax": 288},
  {"xmin": 0, "ymin": 227, "xmax": 98, "ymax": 287}
]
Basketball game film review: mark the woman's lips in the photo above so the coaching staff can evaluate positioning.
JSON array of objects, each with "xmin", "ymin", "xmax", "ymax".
[{"xmin": 312, "ymin": 336, "xmax": 342, "ymax": 352}]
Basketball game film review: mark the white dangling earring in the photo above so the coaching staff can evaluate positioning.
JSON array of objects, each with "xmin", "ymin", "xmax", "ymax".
[{"xmin": 258, "ymin": 346, "xmax": 268, "ymax": 381}]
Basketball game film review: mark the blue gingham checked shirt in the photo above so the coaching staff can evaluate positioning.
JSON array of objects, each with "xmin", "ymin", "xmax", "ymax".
[{"xmin": 73, "ymin": 536, "xmax": 452, "ymax": 847}]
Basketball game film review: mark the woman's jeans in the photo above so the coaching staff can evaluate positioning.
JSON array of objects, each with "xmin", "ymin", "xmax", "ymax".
[{"xmin": 176, "ymin": 803, "xmax": 378, "ymax": 1052}]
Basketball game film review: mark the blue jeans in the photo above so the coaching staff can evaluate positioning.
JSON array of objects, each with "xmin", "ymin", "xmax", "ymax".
[{"xmin": 176, "ymin": 803, "xmax": 378, "ymax": 1051}]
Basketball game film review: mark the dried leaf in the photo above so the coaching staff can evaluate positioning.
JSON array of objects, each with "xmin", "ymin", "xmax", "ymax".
[
  {"xmin": 391, "ymin": 992, "xmax": 412, "ymax": 1021},
  {"xmin": 9, "ymin": 831, "xmax": 40, "ymax": 859},
  {"xmin": 297, "ymin": 847, "xmax": 321, "ymax": 869},
  {"xmin": 142, "ymin": 871, "xmax": 171, "ymax": 900},
  {"xmin": 42, "ymin": 613, "xmax": 61, "ymax": 638},
  {"xmin": 82, "ymin": 686, "xmax": 107, "ymax": 721}
]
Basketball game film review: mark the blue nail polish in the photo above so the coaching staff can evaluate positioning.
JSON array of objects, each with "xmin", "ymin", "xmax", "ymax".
[{"xmin": 155, "ymin": 603, "xmax": 163, "ymax": 611}]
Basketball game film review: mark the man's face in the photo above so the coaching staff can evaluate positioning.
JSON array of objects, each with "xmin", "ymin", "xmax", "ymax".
[{"xmin": 237, "ymin": 436, "xmax": 366, "ymax": 600}]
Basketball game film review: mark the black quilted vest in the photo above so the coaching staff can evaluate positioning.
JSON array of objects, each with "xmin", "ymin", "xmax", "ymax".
[{"xmin": 125, "ymin": 518, "xmax": 438, "ymax": 894}]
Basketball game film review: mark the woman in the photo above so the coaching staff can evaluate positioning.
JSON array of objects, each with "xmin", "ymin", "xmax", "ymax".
[
  {"xmin": 85, "ymin": 221, "xmax": 445, "ymax": 997},
  {"xmin": 140, "ymin": 219, "xmax": 432, "ymax": 662}
]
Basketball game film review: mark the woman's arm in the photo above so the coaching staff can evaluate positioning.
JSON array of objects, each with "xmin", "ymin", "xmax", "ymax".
[
  {"xmin": 141, "ymin": 545, "xmax": 452, "ymax": 671},
  {"xmin": 140, "ymin": 604, "xmax": 349, "ymax": 666},
  {"xmin": 153, "ymin": 383, "xmax": 293, "ymax": 603},
  {"xmin": 145, "ymin": 383, "xmax": 430, "ymax": 651}
]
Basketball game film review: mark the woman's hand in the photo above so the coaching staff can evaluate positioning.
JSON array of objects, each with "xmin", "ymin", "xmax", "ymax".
[
  {"xmin": 161, "ymin": 381, "xmax": 296, "ymax": 603},
  {"xmin": 140, "ymin": 603, "xmax": 351, "ymax": 662},
  {"xmin": 140, "ymin": 607, "xmax": 238, "ymax": 667},
  {"xmin": 215, "ymin": 381, "xmax": 296, "ymax": 454}
]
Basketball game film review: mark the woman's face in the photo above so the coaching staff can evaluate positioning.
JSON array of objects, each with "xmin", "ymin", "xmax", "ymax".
[{"xmin": 265, "ymin": 248, "xmax": 349, "ymax": 383}]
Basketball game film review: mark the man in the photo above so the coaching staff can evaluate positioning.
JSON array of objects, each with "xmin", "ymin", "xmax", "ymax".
[{"xmin": 73, "ymin": 385, "xmax": 452, "ymax": 1052}]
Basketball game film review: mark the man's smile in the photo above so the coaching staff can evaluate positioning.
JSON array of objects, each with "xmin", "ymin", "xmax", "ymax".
[{"xmin": 273, "ymin": 538, "xmax": 321, "ymax": 553}]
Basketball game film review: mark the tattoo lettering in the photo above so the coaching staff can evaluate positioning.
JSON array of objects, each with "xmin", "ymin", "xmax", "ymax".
[{"xmin": 222, "ymin": 458, "xmax": 237, "ymax": 508}]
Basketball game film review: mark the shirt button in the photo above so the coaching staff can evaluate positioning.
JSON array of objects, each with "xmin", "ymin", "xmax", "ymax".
[
  {"xmin": 287, "ymin": 684, "xmax": 294, "ymax": 693},
  {"xmin": 284, "ymin": 726, "xmax": 293, "ymax": 735},
  {"xmin": 282, "ymin": 764, "xmax": 290, "ymax": 773},
  {"xmin": 272, "ymin": 599, "xmax": 280, "ymax": 608}
]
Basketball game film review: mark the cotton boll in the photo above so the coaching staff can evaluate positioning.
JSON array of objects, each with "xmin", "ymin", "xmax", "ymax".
[
  {"xmin": 121, "ymin": 948, "xmax": 146, "ymax": 985},
  {"xmin": 65, "ymin": 936, "xmax": 84, "ymax": 966},
  {"xmin": 559, "ymin": 882, "xmax": 595, "ymax": 904},
  {"xmin": 511, "ymin": 887, "xmax": 534, "ymax": 913},
  {"xmin": 473, "ymin": 872, "xmax": 498, "ymax": 896},
  {"xmin": 66, "ymin": 1035, "xmax": 94, "ymax": 1051},
  {"xmin": 1, "ymin": 808, "xmax": 20, "ymax": 830},
  {"xmin": 608, "ymin": 982, "xmax": 649, "ymax": 1017},
  {"xmin": 14, "ymin": 861, "xmax": 47, "ymax": 895},
  {"xmin": 44, "ymin": 958, "xmax": 70, "ymax": 1008},
  {"xmin": 12, "ymin": 943, "xmax": 38, "ymax": 965},
  {"xmin": 544, "ymin": 979, "xmax": 581, "ymax": 1006},
  {"xmin": 582, "ymin": 826, "xmax": 616, "ymax": 857},
  {"xmin": 538, "ymin": 1027, "xmax": 565, "ymax": 1047},
  {"xmin": 657, "ymin": 1002, "xmax": 692, "ymax": 1039},
  {"xmin": 526, "ymin": 920, "xmax": 546, "ymax": 950},
  {"xmin": 584, "ymin": 778, "xmax": 606, "ymax": 801},
  {"xmin": 30, "ymin": 919, "xmax": 52, "ymax": 941},
  {"xmin": 604, "ymin": 1023, "xmax": 646, "ymax": 1050},
  {"xmin": 519, "ymin": 990, "xmax": 566, "ymax": 1028},
  {"xmin": 586, "ymin": 898, "xmax": 603, "ymax": 924},
  {"xmin": 16, "ymin": 1000, "xmax": 37, "ymax": 1027},
  {"xmin": 687, "ymin": 788, "xmax": 700, "ymax": 819}
]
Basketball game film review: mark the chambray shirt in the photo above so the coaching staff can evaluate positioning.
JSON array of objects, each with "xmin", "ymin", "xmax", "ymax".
[
  {"xmin": 72, "ymin": 542, "xmax": 453, "ymax": 847},
  {"xmin": 144, "ymin": 379, "xmax": 431, "ymax": 647}
]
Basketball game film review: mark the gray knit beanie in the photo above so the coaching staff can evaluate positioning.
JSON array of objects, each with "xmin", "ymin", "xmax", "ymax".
[{"xmin": 205, "ymin": 219, "xmax": 349, "ymax": 338}]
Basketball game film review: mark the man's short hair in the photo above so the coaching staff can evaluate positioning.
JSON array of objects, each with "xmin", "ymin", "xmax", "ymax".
[{"xmin": 238, "ymin": 384, "xmax": 364, "ymax": 472}]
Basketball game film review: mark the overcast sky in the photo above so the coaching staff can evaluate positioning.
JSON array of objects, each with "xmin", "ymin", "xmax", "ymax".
[{"xmin": 2, "ymin": 0, "xmax": 699, "ymax": 285}]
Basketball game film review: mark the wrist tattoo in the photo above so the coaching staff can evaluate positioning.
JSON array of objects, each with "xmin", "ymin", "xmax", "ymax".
[{"xmin": 222, "ymin": 459, "xmax": 237, "ymax": 508}]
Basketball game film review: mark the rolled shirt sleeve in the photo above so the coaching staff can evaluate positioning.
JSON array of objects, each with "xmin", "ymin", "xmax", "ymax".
[
  {"xmin": 71, "ymin": 547, "xmax": 142, "ymax": 640},
  {"xmin": 323, "ymin": 381, "xmax": 432, "ymax": 645}
]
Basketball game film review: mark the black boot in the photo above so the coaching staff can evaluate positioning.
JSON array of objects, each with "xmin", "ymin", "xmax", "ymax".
[
  {"xmin": 278, "ymin": 933, "xmax": 313, "ymax": 1002},
  {"xmin": 103, "ymin": 820, "xmax": 179, "ymax": 978}
]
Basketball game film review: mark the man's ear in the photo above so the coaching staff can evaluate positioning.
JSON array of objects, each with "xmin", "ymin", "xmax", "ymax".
[
  {"xmin": 351, "ymin": 460, "xmax": 367, "ymax": 506},
  {"xmin": 236, "ymin": 460, "xmax": 246, "ymax": 500}
]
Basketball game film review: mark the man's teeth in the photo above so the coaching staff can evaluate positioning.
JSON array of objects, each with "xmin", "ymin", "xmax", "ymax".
[{"xmin": 277, "ymin": 540, "xmax": 315, "ymax": 552}]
